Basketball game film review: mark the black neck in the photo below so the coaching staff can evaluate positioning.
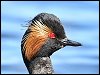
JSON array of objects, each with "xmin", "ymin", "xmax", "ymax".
[{"xmin": 27, "ymin": 57, "xmax": 54, "ymax": 74}]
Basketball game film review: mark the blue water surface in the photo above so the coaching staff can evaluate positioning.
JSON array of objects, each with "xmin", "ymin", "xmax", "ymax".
[{"xmin": 1, "ymin": 1, "xmax": 99, "ymax": 74}]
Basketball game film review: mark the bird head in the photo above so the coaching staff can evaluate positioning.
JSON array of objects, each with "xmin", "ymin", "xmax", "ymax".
[{"xmin": 21, "ymin": 13, "xmax": 81, "ymax": 62}]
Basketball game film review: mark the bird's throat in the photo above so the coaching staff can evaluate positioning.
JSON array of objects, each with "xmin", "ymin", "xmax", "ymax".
[{"xmin": 28, "ymin": 57, "xmax": 54, "ymax": 74}]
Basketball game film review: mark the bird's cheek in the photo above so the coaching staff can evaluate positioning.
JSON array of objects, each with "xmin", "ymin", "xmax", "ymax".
[{"xmin": 51, "ymin": 43, "xmax": 61, "ymax": 51}]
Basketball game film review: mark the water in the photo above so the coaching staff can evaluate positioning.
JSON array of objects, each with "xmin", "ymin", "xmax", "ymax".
[{"xmin": 1, "ymin": 1, "xmax": 99, "ymax": 74}]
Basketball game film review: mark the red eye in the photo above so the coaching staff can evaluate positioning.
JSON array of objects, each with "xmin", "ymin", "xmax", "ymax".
[{"xmin": 48, "ymin": 33, "xmax": 56, "ymax": 39}]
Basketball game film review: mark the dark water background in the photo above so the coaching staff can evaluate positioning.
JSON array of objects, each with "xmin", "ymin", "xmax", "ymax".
[{"xmin": 1, "ymin": 1, "xmax": 99, "ymax": 74}]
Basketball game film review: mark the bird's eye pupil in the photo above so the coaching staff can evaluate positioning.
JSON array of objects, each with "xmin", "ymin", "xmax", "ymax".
[{"xmin": 48, "ymin": 33, "xmax": 56, "ymax": 39}]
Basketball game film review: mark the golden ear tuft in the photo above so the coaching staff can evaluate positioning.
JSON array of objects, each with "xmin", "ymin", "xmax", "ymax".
[{"xmin": 22, "ymin": 20, "xmax": 53, "ymax": 61}]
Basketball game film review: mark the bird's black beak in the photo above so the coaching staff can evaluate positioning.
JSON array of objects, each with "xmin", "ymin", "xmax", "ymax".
[{"xmin": 61, "ymin": 38, "xmax": 82, "ymax": 47}]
